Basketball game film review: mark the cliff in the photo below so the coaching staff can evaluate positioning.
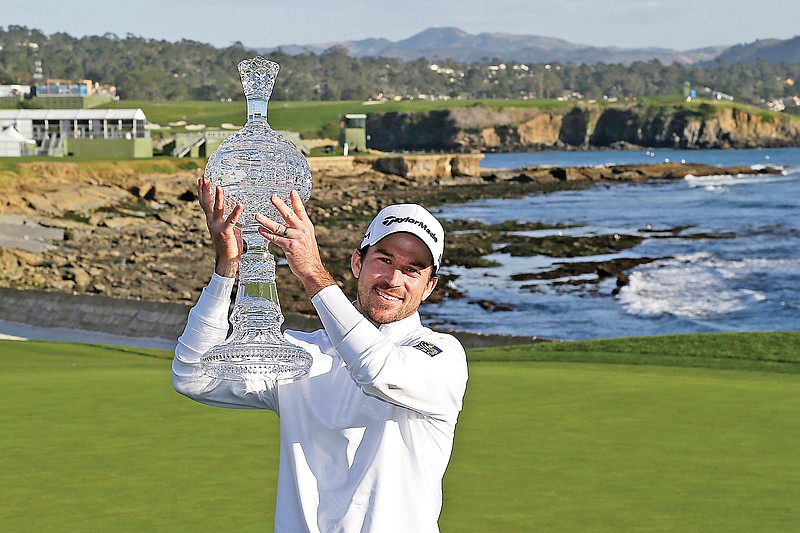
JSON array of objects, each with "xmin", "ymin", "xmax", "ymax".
[{"xmin": 366, "ymin": 103, "xmax": 800, "ymax": 152}]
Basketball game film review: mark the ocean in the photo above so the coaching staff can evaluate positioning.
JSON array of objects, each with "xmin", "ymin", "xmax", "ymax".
[{"xmin": 422, "ymin": 147, "xmax": 800, "ymax": 340}]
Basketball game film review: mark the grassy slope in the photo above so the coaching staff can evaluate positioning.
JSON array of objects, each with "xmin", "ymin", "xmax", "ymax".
[
  {"xmin": 1, "ymin": 333, "xmax": 798, "ymax": 531},
  {"xmin": 100, "ymin": 97, "xmax": 796, "ymax": 138},
  {"xmin": 101, "ymin": 98, "xmax": 577, "ymax": 136}
]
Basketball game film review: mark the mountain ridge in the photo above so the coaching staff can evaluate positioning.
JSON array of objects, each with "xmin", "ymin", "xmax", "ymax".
[
  {"xmin": 259, "ymin": 26, "xmax": 730, "ymax": 65},
  {"xmin": 715, "ymin": 34, "xmax": 800, "ymax": 63},
  {"xmin": 260, "ymin": 27, "xmax": 800, "ymax": 66}
]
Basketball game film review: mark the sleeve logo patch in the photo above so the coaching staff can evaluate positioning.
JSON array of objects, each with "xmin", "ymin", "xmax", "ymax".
[{"xmin": 414, "ymin": 341, "xmax": 443, "ymax": 357}]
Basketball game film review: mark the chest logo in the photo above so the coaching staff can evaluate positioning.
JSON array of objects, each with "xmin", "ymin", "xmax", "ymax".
[{"xmin": 413, "ymin": 341, "xmax": 442, "ymax": 357}]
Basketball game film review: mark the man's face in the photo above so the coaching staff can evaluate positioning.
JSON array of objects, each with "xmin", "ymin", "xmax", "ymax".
[{"xmin": 351, "ymin": 232, "xmax": 438, "ymax": 325}]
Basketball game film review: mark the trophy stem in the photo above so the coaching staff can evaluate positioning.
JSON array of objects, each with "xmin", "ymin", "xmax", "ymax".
[{"xmin": 231, "ymin": 231, "xmax": 286, "ymax": 341}]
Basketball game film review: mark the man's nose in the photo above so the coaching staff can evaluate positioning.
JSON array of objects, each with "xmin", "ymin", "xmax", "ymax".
[{"xmin": 385, "ymin": 267, "xmax": 403, "ymax": 286}]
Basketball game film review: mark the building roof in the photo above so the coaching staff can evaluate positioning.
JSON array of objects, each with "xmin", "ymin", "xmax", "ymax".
[{"xmin": 0, "ymin": 109, "xmax": 147, "ymax": 121}]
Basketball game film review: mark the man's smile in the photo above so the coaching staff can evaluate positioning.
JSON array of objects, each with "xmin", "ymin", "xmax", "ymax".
[{"xmin": 375, "ymin": 288, "xmax": 403, "ymax": 302}]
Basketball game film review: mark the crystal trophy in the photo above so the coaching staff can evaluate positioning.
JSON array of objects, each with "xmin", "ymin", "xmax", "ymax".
[{"xmin": 201, "ymin": 56, "xmax": 313, "ymax": 381}]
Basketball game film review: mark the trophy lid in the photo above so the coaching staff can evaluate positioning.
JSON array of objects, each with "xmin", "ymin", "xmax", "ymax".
[{"xmin": 238, "ymin": 56, "xmax": 280, "ymax": 101}]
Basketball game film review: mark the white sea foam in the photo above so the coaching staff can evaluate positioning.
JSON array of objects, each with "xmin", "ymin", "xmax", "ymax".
[
  {"xmin": 684, "ymin": 172, "xmax": 792, "ymax": 188},
  {"xmin": 749, "ymin": 164, "xmax": 784, "ymax": 171},
  {"xmin": 616, "ymin": 252, "xmax": 792, "ymax": 319}
]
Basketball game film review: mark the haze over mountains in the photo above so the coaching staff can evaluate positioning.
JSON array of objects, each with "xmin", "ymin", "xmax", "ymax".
[{"xmin": 259, "ymin": 27, "xmax": 799, "ymax": 66}]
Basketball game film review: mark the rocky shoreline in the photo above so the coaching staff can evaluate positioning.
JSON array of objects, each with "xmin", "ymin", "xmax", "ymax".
[{"xmin": 0, "ymin": 156, "xmax": 782, "ymax": 340}]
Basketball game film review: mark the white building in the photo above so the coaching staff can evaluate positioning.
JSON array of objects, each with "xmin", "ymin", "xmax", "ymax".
[
  {"xmin": 0, "ymin": 109, "xmax": 150, "ymax": 158},
  {"xmin": 0, "ymin": 85, "xmax": 32, "ymax": 98}
]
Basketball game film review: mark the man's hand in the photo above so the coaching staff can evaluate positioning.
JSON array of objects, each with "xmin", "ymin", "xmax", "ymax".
[
  {"xmin": 198, "ymin": 177, "xmax": 244, "ymax": 278},
  {"xmin": 256, "ymin": 190, "xmax": 336, "ymax": 298}
]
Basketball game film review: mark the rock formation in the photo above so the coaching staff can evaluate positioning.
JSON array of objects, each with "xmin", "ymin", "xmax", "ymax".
[{"xmin": 366, "ymin": 104, "xmax": 800, "ymax": 152}]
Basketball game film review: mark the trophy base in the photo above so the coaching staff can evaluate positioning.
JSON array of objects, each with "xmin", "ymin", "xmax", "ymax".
[{"xmin": 201, "ymin": 341, "xmax": 312, "ymax": 381}]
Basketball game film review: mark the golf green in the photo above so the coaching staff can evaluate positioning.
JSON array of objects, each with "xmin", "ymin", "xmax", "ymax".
[{"xmin": 1, "ymin": 339, "xmax": 798, "ymax": 532}]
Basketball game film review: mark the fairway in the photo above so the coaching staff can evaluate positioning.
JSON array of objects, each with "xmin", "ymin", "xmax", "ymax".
[
  {"xmin": 102, "ymin": 97, "xmax": 573, "ymax": 137},
  {"xmin": 1, "ymin": 337, "xmax": 799, "ymax": 532}
]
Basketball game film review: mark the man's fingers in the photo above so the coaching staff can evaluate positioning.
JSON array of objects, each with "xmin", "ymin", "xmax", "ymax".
[
  {"xmin": 255, "ymin": 213, "xmax": 281, "ymax": 234},
  {"xmin": 270, "ymin": 193, "xmax": 307, "ymax": 225},
  {"xmin": 197, "ymin": 178, "xmax": 212, "ymax": 210},
  {"xmin": 289, "ymin": 190, "xmax": 308, "ymax": 220},
  {"xmin": 226, "ymin": 203, "xmax": 243, "ymax": 226},
  {"xmin": 214, "ymin": 186, "xmax": 225, "ymax": 213},
  {"xmin": 270, "ymin": 194, "xmax": 292, "ymax": 222}
]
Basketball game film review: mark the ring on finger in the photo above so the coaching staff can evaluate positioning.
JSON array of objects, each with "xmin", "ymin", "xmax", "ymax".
[{"xmin": 282, "ymin": 225, "xmax": 290, "ymax": 237}]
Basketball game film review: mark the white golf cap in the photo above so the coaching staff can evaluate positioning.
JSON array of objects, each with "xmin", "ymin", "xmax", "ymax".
[{"xmin": 360, "ymin": 204, "xmax": 445, "ymax": 270}]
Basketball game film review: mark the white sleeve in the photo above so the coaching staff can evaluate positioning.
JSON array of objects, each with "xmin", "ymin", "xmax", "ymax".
[
  {"xmin": 172, "ymin": 273, "xmax": 278, "ymax": 411},
  {"xmin": 311, "ymin": 285, "xmax": 467, "ymax": 421}
]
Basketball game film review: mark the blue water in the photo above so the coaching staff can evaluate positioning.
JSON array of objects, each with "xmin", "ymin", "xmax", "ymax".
[
  {"xmin": 480, "ymin": 147, "xmax": 795, "ymax": 169},
  {"xmin": 422, "ymin": 148, "xmax": 800, "ymax": 340}
]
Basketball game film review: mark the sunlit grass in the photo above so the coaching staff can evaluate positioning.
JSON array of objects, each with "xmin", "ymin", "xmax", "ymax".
[{"xmin": 2, "ymin": 333, "xmax": 798, "ymax": 531}]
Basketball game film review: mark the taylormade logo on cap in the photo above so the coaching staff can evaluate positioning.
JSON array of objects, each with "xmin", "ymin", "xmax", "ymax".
[
  {"xmin": 382, "ymin": 215, "xmax": 439, "ymax": 243},
  {"xmin": 360, "ymin": 204, "xmax": 445, "ymax": 270}
]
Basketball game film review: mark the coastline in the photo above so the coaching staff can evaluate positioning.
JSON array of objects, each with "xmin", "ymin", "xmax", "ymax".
[{"xmin": 0, "ymin": 155, "xmax": 785, "ymax": 344}]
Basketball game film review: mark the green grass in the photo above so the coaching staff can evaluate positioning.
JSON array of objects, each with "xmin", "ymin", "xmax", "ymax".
[
  {"xmin": 2, "ymin": 333, "xmax": 799, "ymax": 532},
  {"xmin": 0, "ymin": 342, "xmax": 279, "ymax": 532},
  {"xmin": 99, "ymin": 96, "xmax": 797, "ymax": 141},
  {"xmin": 100, "ymin": 98, "xmax": 576, "ymax": 137},
  {"xmin": 445, "ymin": 361, "xmax": 800, "ymax": 532},
  {"xmin": 467, "ymin": 332, "xmax": 800, "ymax": 373},
  {"xmin": 640, "ymin": 96, "xmax": 800, "ymax": 125}
]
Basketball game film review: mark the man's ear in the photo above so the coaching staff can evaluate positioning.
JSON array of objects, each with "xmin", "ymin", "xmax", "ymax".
[
  {"xmin": 421, "ymin": 276, "xmax": 438, "ymax": 301},
  {"xmin": 351, "ymin": 249, "xmax": 362, "ymax": 279}
]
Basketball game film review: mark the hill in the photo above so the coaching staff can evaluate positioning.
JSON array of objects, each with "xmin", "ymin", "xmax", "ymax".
[
  {"xmin": 715, "ymin": 34, "xmax": 800, "ymax": 63},
  {"xmin": 1, "ymin": 26, "xmax": 798, "ymax": 105},
  {"xmin": 260, "ymin": 26, "xmax": 729, "ymax": 66}
]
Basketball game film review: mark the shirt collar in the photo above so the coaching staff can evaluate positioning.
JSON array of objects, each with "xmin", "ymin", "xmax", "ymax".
[{"xmin": 377, "ymin": 312, "xmax": 423, "ymax": 343}]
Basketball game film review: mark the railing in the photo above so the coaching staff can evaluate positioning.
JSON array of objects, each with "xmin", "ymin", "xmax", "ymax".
[
  {"xmin": 171, "ymin": 133, "xmax": 206, "ymax": 158},
  {"xmin": 36, "ymin": 133, "xmax": 64, "ymax": 156}
]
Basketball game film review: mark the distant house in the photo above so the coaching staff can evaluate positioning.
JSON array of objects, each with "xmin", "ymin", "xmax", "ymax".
[
  {"xmin": 33, "ymin": 79, "xmax": 116, "ymax": 109},
  {"xmin": 0, "ymin": 109, "xmax": 151, "ymax": 158},
  {"xmin": 0, "ymin": 79, "xmax": 116, "ymax": 110},
  {"xmin": 0, "ymin": 84, "xmax": 33, "ymax": 109},
  {"xmin": 0, "ymin": 85, "xmax": 32, "ymax": 98}
]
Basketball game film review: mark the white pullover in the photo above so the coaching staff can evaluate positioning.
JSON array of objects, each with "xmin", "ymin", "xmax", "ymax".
[{"xmin": 173, "ymin": 274, "xmax": 468, "ymax": 533}]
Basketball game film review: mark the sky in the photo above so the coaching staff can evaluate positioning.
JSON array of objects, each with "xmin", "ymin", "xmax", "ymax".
[{"xmin": 3, "ymin": 0, "xmax": 799, "ymax": 51}]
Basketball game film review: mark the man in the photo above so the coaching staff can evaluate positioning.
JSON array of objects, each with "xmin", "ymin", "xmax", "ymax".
[{"xmin": 173, "ymin": 178, "xmax": 468, "ymax": 533}]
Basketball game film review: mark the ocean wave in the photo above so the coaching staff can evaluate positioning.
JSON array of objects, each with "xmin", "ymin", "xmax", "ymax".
[
  {"xmin": 750, "ymin": 164, "xmax": 785, "ymax": 172},
  {"xmin": 615, "ymin": 252, "xmax": 797, "ymax": 319},
  {"xmin": 684, "ymin": 172, "xmax": 793, "ymax": 188}
]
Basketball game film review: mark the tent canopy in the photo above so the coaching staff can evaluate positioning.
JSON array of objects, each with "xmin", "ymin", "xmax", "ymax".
[{"xmin": 0, "ymin": 125, "xmax": 36, "ymax": 144}]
